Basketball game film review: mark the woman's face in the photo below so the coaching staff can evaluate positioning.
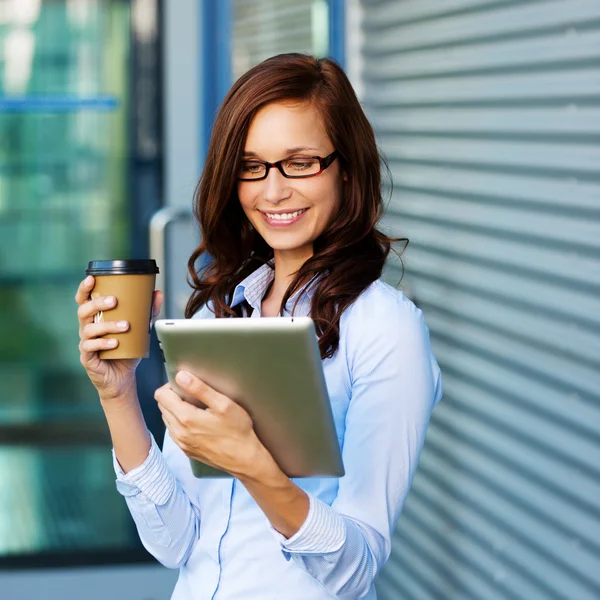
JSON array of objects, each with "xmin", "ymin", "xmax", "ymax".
[{"xmin": 237, "ymin": 101, "xmax": 342, "ymax": 262}]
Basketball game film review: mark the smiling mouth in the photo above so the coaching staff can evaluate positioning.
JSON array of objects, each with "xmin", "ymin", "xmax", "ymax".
[{"xmin": 260, "ymin": 208, "xmax": 308, "ymax": 221}]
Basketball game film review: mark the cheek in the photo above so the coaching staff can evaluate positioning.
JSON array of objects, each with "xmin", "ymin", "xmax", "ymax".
[
  {"xmin": 316, "ymin": 183, "xmax": 342, "ymax": 221},
  {"xmin": 237, "ymin": 184, "xmax": 250, "ymax": 209},
  {"xmin": 237, "ymin": 187, "xmax": 257, "ymax": 220}
]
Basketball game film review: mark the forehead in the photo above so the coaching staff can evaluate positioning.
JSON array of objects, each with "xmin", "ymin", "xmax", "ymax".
[{"xmin": 244, "ymin": 101, "xmax": 330, "ymax": 156}]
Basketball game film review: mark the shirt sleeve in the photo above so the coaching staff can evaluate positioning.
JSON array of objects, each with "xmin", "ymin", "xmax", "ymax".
[
  {"xmin": 113, "ymin": 431, "xmax": 201, "ymax": 569},
  {"xmin": 271, "ymin": 290, "xmax": 443, "ymax": 599}
]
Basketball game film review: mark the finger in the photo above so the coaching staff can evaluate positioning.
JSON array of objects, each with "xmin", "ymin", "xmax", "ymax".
[
  {"xmin": 153, "ymin": 290, "xmax": 164, "ymax": 317},
  {"xmin": 157, "ymin": 395, "xmax": 196, "ymax": 449},
  {"xmin": 160, "ymin": 407, "xmax": 177, "ymax": 440},
  {"xmin": 151, "ymin": 290, "xmax": 164, "ymax": 325},
  {"xmin": 157, "ymin": 401, "xmax": 181, "ymax": 432},
  {"xmin": 80, "ymin": 337, "xmax": 119, "ymax": 354},
  {"xmin": 77, "ymin": 295, "xmax": 117, "ymax": 326},
  {"xmin": 175, "ymin": 371, "xmax": 230, "ymax": 414},
  {"xmin": 75, "ymin": 276, "xmax": 95, "ymax": 306},
  {"xmin": 154, "ymin": 384, "xmax": 198, "ymax": 425},
  {"xmin": 81, "ymin": 320, "xmax": 129, "ymax": 341}
]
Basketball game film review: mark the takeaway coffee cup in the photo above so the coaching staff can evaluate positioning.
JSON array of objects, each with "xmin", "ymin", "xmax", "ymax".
[{"xmin": 85, "ymin": 259, "xmax": 159, "ymax": 359}]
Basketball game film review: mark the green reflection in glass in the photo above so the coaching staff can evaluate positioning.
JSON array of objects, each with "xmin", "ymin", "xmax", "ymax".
[{"xmin": 0, "ymin": 1, "xmax": 140, "ymax": 558}]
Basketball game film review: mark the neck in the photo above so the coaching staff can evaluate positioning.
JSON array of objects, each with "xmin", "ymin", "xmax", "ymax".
[{"xmin": 268, "ymin": 247, "xmax": 312, "ymax": 303}]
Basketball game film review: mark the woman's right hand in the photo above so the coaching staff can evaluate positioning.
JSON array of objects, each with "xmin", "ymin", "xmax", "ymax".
[{"xmin": 76, "ymin": 275, "xmax": 163, "ymax": 402}]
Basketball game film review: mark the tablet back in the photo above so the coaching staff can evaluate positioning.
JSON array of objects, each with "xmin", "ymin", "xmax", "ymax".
[{"xmin": 155, "ymin": 317, "xmax": 344, "ymax": 478}]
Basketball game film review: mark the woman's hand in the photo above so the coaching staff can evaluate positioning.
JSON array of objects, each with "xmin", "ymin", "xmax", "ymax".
[
  {"xmin": 155, "ymin": 370, "xmax": 279, "ymax": 480},
  {"xmin": 76, "ymin": 275, "xmax": 164, "ymax": 402}
]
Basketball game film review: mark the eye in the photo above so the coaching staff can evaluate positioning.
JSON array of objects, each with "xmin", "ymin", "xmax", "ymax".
[
  {"xmin": 284, "ymin": 158, "xmax": 318, "ymax": 173},
  {"xmin": 240, "ymin": 161, "xmax": 264, "ymax": 173},
  {"xmin": 289, "ymin": 160, "xmax": 313, "ymax": 169}
]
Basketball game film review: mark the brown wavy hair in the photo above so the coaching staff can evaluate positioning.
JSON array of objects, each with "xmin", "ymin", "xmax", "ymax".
[{"xmin": 185, "ymin": 53, "xmax": 406, "ymax": 359}]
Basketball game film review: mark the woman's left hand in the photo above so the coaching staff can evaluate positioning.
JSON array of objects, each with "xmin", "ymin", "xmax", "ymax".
[{"xmin": 155, "ymin": 370, "xmax": 277, "ymax": 480}]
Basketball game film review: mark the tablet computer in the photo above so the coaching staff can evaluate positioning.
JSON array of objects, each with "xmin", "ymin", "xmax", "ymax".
[{"xmin": 154, "ymin": 317, "xmax": 344, "ymax": 478}]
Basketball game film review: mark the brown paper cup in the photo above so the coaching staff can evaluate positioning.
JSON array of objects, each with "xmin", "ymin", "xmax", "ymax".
[{"xmin": 86, "ymin": 260, "xmax": 159, "ymax": 360}]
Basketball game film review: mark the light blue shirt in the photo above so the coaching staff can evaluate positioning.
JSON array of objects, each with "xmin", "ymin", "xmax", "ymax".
[{"xmin": 113, "ymin": 262, "xmax": 442, "ymax": 600}]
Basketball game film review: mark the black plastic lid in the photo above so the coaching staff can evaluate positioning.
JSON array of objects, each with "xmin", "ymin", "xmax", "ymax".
[{"xmin": 86, "ymin": 259, "xmax": 159, "ymax": 276}]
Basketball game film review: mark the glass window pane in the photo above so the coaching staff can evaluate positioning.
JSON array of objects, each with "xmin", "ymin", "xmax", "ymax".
[
  {"xmin": 0, "ymin": 0, "xmax": 149, "ymax": 563},
  {"xmin": 231, "ymin": 0, "xmax": 329, "ymax": 79}
]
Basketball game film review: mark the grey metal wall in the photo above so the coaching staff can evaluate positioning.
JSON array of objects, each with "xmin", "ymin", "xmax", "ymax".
[{"xmin": 358, "ymin": 1, "xmax": 600, "ymax": 599}]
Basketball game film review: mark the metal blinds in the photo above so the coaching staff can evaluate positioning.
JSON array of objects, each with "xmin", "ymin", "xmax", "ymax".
[
  {"xmin": 231, "ymin": 0, "xmax": 329, "ymax": 80},
  {"xmin": 358, "ymin": 1, "xmax": 600, "ymax": 599}
]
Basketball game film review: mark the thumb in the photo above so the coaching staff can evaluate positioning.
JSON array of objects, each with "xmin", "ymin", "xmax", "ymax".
[{"xmin": 152, "ymin": 290, "xmax": 164, "ymax": 321}]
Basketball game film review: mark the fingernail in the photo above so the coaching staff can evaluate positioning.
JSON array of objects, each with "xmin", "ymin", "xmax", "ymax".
[
  {"xmin": 104, "ymin": 297, "xmax": 115, "ymax": 306},
  {"xmin": 85, "ymin": 276, "xmax": 93, "ymax": 285},
  {"xmin": 117, "ymin": 320, "xmax": 128, "ymax": 329},
  {"xmin": 176, "ymin": 371, "xmax": 192, "ymax": 386}
]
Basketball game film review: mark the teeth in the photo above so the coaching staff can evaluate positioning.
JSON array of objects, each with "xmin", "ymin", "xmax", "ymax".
[{"xmin": 265, "ymin": 209, "xmax": 306, "ymax": 220}]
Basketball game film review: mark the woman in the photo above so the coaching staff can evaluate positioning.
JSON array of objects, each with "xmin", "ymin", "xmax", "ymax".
[{"xmin": 76, "ymin": 54, "xmax": 442, "ymax": 599}]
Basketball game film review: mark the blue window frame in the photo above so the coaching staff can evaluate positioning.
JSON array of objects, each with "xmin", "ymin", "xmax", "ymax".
[{"xmin": 199, "ymin": 0, "xmax": 346, "ymax": 161}]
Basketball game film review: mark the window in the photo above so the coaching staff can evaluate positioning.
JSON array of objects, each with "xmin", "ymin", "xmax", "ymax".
[
  {"xmin": 0, "ymin": 0, "xmax": 161, "ymax": 566},
  {"xmin": 231, "ymin": 0, "xmax": 329, "ymax": 79}
]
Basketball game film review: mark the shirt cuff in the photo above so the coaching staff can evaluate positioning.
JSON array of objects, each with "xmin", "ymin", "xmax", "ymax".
[
  {"xmin": 112, "ymin": 433, "xmax": 176, "ymax": 506},
  {"xmin": 271, "ymin": 493, "xmax": 346, "ymax": 555}
]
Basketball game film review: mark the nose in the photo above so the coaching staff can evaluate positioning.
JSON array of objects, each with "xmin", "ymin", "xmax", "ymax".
[{"xmin": 262, "ymin": 166, "xmax": 292, "ymax": 205}]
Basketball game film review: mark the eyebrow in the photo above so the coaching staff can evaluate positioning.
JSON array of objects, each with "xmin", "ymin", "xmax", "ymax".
[{"xmin": 243, "ymin": 147, "xmax": 321, "ymax": 158}]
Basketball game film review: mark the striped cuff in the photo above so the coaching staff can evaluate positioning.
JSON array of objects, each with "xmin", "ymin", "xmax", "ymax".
[
  {"xmin": 276, "ymin": 493, "xmax": 346, "ymax": 555},
  {"xmin": 112, "ymin": 433, "xmax": 176, "ymax": 506}
]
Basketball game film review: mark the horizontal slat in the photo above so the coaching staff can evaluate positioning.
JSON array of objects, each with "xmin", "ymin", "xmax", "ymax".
[
  {"xmin": 363, "ymin": 69, "xmax": 600, "ymax": 105},
  {"xmin": 400, "ymin": 275, "xmax": 600, "ymax": 364},
  {"xmin": 234, "ymin": 24, "xmax": 312, "ymax": 39},
  {"xmin": 386, "ymin": 507, "xmax": 516, "ymax": 600},
  {"xmin": 234, "ymin": 23, "xmax": 312, "ymax": 40},
  {"xmin": 423, "ymin": 328, "xmax": 600, "ymax": 443},
  {"xmin": 233, "ymin": 36, "xmax": 313, "ymax": 56},
  {"xmin": 402, "ymin": 457, "xmax": 600, "ymax": 598},
  {"xmin": 366, "ymin": 30, "xmax": 600, "ymax": 78},
  {"xmin": 416, "ymin": 446, "xmax": 600, "ymax": 595},
  {"xmin": 432, "ymin": 356, "xmax": 600, "ymax": 472},
  {"xmin": 385, "ymin": 522, "xmax": 539, "ymax": 600},
  {"xmin": 363, "ymin": 0, "xmax": 600, "ymax": 52},
  {"xmin": 429, "ymin": 296, "xmax": 600, "ymax": 398},
  {"xmin": 403, "ymin": 248, "xmax": 600, "ymax": 327},
  {"xmin": 362, "ymin": 0, "xmax": 505, "ymax": 23},
  {"xmin": 377, "ymin": 573, "xmax": 439, "ymax": 600},
  {"xmin": 371, "ymin": 106, "xmax": 600, "ymax": 136},
  {"xmin": 427, "ymin": 351, "xmax": 600, "ymax": 495},
  {"xmin": 379, "ymin": 136, "xmax": 600, "ymax": 176},
  {"xmin": 231, "ymin": 0, "xmax": 315, "ymax": 79},
  {"xmin": 233, "ymin": 0, "xmax": 312, "ymax": 25},
  {"xmin": 394, "ymin": 484, "xmax": 565, "ymax": 600},
  {"xmin": 386, "ymin": 217, "xmax": 600, "ymax": 288},
  {"xmin": 423, "ymin": 416, "xmax": 600, "ymax": 549},
  {"xmin": 233, "ymin": 28, "xmax": 313, "ymax": 48},
  {"xmin": 384, "ymin": 191, "xmax": 600, "ymax": 250},
  {"xmin": 380, "ymin": 164, "xmax": 600, "ymax": 212},
  {"xmin": 365, "ymin": 1, "xmax": 600, "ymax": 598},
  {"xmin": 398, "ymin": 485, "xmax": 578, "ymax": 600}
]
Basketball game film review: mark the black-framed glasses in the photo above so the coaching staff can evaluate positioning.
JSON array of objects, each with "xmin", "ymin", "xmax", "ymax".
[{"xmin": 238, "ymin": 150, "xmax": 339, "ymax": 181}]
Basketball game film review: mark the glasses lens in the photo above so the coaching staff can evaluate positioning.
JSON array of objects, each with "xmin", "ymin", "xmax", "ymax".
[
  {"xmin": 240, "ymin": 161, "xmax": 267, "ymax": 180},
  {"xmin": 282, "ymin": 158, "xmax": 320, "ymax": 177}
]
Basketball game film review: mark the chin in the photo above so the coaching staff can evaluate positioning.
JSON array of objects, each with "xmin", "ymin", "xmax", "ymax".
[
  {"xmin": 266, "ymin": 240, "xmax": 307, "ymax": 251},
  {"xmin": 259, "ymin": 233, "xmax": 313, "ymax": 253}
]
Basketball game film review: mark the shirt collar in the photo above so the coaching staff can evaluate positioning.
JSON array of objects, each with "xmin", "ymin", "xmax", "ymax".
[{"xmin": 230, "ymin": 261, "xmax": 318, "ymax": 313}]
